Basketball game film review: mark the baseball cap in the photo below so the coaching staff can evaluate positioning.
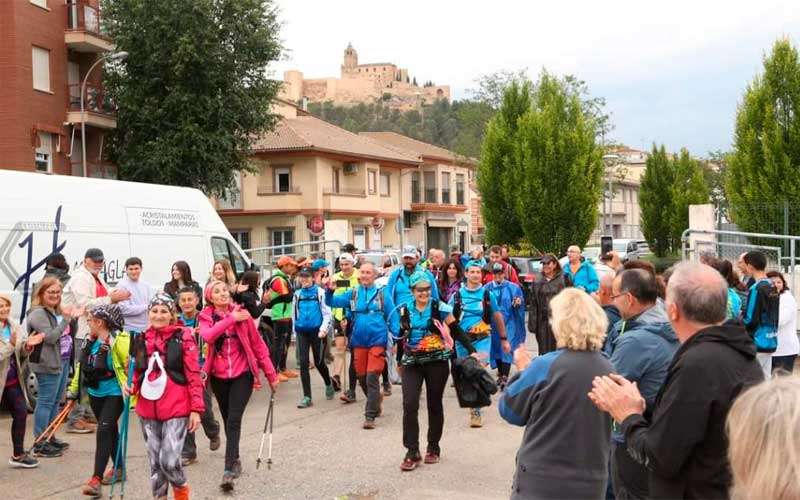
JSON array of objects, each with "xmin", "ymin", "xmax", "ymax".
[
  {"xmin": 338, "ymin": 252, "xmax": 355, "ymax": 264},
  {"xmin": 84, "ymin": 248, "xmax": 104, "ymax": 262},
  {"xmin": 297, "ymin": 266, "xmax": 313, "ymax": 277},
  {"xmin": 311, "ymin": 259, "xmax": 330, "ymax": 272},
  {"xmin": 491, "ymin": 262, "xmax": 505, "ymax": 274},
  {"xmin": 402, "ymin": 245, "xmax": 418, "ymax": 258},
  {"xmin": 276, "ymin": 256, "xmax": 298, "ymax": 268}
]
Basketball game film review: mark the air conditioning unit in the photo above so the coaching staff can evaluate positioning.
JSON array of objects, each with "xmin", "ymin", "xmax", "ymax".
[{"xmin": 343, "ymin": 163, "xmax": 358, "ymax": 175}]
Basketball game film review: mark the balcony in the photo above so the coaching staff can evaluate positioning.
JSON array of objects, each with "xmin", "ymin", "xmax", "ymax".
[
  {"xmin": 257, "ymin": 185, "xmax": 302, "ymax": 196},
  {"xmin": 322, "ymin": 187, "xmax": 366, "ymax": 197},
  {"xmin": 67, "ymin": 83, "xmax": 117, "ymax": 129},
  {"xmin": 65, "ymin": 0, "xmax": 114, "ymax": 53}
]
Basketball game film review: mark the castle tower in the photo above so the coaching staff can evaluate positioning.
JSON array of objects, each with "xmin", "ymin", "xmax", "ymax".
[{"xmin": 341, "ymin": 43, "xmax": 358, "ymax": 76}]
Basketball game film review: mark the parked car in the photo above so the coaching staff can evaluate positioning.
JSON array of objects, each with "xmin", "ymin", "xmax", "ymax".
[
  {"xmin": 612, "ymin": 239, "xmax": 643, "ymax": 262},
  {"xmin": 509, "ymin": 256, "xmax": 541, "ymax": 302},
  {"xmin": 356, "ymin": 250, "xmax": 399, "ymax": 277},
  {"xmin": 582, "ymin": 246, "xmax": 601, "ymax": 264}
]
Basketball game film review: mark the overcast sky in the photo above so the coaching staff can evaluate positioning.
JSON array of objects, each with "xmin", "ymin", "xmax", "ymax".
[{"xmin": 271, "ymin": 0, "xmax": 799, "ymax": 155}]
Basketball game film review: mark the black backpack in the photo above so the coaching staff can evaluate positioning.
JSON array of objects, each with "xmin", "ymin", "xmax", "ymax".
[
  {"xmin": 132, "ymin": 329, "xmax": 187, "ymax": 386},
  {"xmin": 398, "ymin": 300, "xmax": 442, "ymax": 341},
  {"xmin": 452, "ymin": 288, "xmax": 492, "ymax": 325}
]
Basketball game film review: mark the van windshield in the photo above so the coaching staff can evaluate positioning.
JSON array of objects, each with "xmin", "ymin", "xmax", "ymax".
[{"xmin": 211, "ymin": 237, "xmax": 249, "ymax": 277}]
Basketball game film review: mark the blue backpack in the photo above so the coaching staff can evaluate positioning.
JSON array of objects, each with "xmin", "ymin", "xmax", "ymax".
[{"xmin": 294, "ymin": 286, "xmax": 323, "ymax": 333}]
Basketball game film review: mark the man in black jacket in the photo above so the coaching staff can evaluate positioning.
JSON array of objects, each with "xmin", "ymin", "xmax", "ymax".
[{"xmin": 589, "ymin": 261, "xmax": 763, "ymax": 499}]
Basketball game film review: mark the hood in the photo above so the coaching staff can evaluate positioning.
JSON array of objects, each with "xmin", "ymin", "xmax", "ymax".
[
  {"xmin": 629, "ymin": 303, "xmax": 678, "ymax": 345},
  {"xmin": 684, "ymin": 321, "xmax": 757, "ymax": 360},
  {"xmin": 199, "ymin": 305, "xmax": 232, "ymax": 322}
]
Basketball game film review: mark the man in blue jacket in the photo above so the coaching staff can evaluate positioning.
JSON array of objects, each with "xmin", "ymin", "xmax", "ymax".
[
  {"xmin": 606, "ymin": 269, "xmax": 678, "ymax": 499},
  {"xmin": 327, "ymin": 261, "xmax": 396, "ymax": 429},
  {"xmin": 563, "ymin": 245, "xmax": 600, "ymax": 293},
  {"xmin": 386, "ymin": 246, "xmax": 440, "ymax": 306}
]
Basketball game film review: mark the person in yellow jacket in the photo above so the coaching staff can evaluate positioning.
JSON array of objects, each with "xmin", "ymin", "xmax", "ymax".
[
  {"xmin": 331, "ymin": 253, "xmax": 360, "ymax": 402},
  {"xmin": 67, "ymin": 304, "xmax": 131, "ymax": 498}
]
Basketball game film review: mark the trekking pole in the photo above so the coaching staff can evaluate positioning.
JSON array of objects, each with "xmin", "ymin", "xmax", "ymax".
[
  {"xmin": 32, "ymin": 399, "xmax": 75, "ymax": 447},
  {"xmin": 256, "ymin": 389, "xmax": 275, "ymax": 470},
  {"xmin": 110, "ymin": 335, "xmax": 136, "ymax": 499}
]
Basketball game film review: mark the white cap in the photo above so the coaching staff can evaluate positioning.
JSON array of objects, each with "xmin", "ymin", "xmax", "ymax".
[
  {"xmin": 339, "ymin": 252, "xmax": 355, "ymax": 263},
  {"xmin": 402, "ymin": 245, "xmax": 418, "ymax": 258}
]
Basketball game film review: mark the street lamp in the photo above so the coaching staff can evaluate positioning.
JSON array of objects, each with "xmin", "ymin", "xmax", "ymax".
[
  {"xmin": 80, "ymin": 50, "xmax": 128, "ymax": 178},
  {"xmin": 601, "ymin": 154, "xmax": 620, "ymax": 236}
]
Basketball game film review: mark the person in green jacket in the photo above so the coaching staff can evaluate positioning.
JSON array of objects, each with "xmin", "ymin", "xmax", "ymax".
[{"xmin": 67, "ymin": 304, "xmax": 130, "ymax": 498}]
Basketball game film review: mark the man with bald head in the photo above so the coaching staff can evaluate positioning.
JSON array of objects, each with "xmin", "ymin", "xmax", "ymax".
[{"xmin": 589, "ymin": 262, "xmax": 763, "ymax": 499}]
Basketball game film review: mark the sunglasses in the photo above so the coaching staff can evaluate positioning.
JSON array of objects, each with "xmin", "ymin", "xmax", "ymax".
[{"xmin": 413, "ymin": 286, "xmax": 432, "ymax": 293}]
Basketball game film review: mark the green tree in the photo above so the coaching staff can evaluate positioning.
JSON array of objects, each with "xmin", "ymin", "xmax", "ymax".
[
  {"xmin": 512, "ymin": 72, "xmax": 604, "ymax": 254},
  {"xmin": 640, "ymin": 145, "xmax": 676, "ymax": 257},
  {"xmin": 670, "ymin": 149, "xmax": 710, "ymax": 250},
  {"xmin": 477, "ymin": 79, "xmax": 532, "ymax": 245},
  {"xmin": 727, "ymin": 38, "xmax": 800, "ymax": 235},
  {"xmin": 103, "ymin": 0, "xmax": 282, "ymax": 196}
]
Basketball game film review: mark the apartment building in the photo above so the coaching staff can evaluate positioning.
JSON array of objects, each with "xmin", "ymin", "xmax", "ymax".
[
  {"xmin": 360, "ymin": 132, "xmax": 476, "ymax": 253},
  {"xmin": 215, "ymin": 102, "xmax": 421, "ymax": 259},
  {"xmin": 590, "ymin": 147, "xmax": 648, "ymax": 242},
  {"xmin": 0, "ymin": 0, "xmax": 117, "ymax": 178}
]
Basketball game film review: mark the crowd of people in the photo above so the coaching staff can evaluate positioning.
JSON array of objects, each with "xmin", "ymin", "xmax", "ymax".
[{"xmin": 0, "ymin": 241, "xmax": 798, "ymax": 499}]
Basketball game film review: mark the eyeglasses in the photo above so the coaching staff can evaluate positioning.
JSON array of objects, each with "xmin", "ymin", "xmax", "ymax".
[
  {"xmin": 610, "ymin": 291, "xmax": 629, "ymax": 300},
  {"xmin": 413, "ymin": 287, "xmax": 432, "ymax": 293}
]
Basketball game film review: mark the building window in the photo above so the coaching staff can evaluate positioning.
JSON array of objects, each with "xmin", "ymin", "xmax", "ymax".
[
  {"xmin": 271, "ymin": 228, "xmax": 294, "ymax": 256},
  {"xmin": 456, "ymin": 173, "xmax": 465, "ymax": 205},
  {"xmin": 230, "ymin": 230, "xmax": 251, "ymax": 251},
  {"xmin": 32, "ymin": 46, "xmax": 51, "ymax": 92},
  {"xmin": 35, "ymin": 131, "xmax": 53, "ymax": 173},
  {"xmin": 368, "ymin": 170, "xmax": 377, "ymax": 195},
  {"xmin": 380, "ymin": 172, "xmax": 390, "ymax": 196},
  {"xmin": 441, "ymin": 172, "xmax": 451, "ymax": 204},
  {"xmin": 411, "ymin": 172, "xmax": 421, "ymax": 203},
  {"xmin": 310, "ymin": 234, "xmax": 321, "ymax": 254},
  {"xmin": 424, "ymin": 171, "xmax": 437, "ymax": 203},
  {"xmin": 274, "ymin": 166, "xmax": 291, "ymax": 193},
  {"xmin": 332, "ymin": 167, "xmax": 340, "ymax": 193}
]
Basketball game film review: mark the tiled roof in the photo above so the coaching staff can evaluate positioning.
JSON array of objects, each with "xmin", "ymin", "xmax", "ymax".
[
  {"xmin": 251, "ymin": 116, "xmax": 419, "ymax": 165},
  {"xmin": 360, "ymin": 132, "xmax": 475, "ymax": 165}
]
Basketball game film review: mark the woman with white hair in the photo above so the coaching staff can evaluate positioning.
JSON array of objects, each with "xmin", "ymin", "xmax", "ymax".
[
  {"xmin": 727, "ymin": 375, "xmax": 800, "ymax": 500},
  {"xmin": 499, "ymin": 288, "xmax": 613, "ymax": 499}
]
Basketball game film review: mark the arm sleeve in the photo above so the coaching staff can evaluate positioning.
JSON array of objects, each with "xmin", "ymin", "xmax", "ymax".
[
  {"xmin": 241, "ymin": 292, "xmax": 267, "ymax": 319},
  {"xmin": 291, "ymin": 294, "xmax": 298, "ymax": 336},
  {"xmin": 199, "ymin": 313, "xmax": 236, "ymax": 344},
  {"xmin": 116, "ymin": 287, "xmax": 148, "ymax": 318},
  {"xmin": 328, "ymin": 289, "xmax": 353, "ymax": 309},
  {"xmin": 427, "ymin": 270, "xmax": 440, "ymax": 301},
  {"xmin": 620, "ymin": 362, "xmax": 712, "ymax": 478},
  {"xmin": 112, "ymin": 333, "xmax": 131, "ymax": 390},
  {"xmin": 27, "ymin": 309, "xmax": 70, "ymax": 345},
  {"xmin": 743, "ymin": 286, "xmax": 759, "ymax": 329},
  {"xmin": 0, "ymin": 340, "xmax": 14, "ymax": 362},
  {"xmin": 585, "ymin": 265, "xmax": 600, "ymax": 293},
  {"xmin": 247, "ymin": 320, "xmax": 277, "ymax": 385},
  {"xmin": 778, "ymin": 294, "xmax": 796, "ymax": 328},
  {"xmin": 319, "ymin": 288, "xmax": 332, "ymax": 334},
  {"xmin": 446, "ymin": 317, "xmax": 476, "ymax": 354},
  {"xmin": 609, "ymin": 336, "xmax": 647, "ymax": 383},
  {"xmin": 65, "ymin": 275, "xmax": 111, "ymax": 309},
  {"xmin": 498, "ymin": 358, "xmax": 550, "ymax": 426},
  {"xmin": 382, "ymin": 289, "xmax": 397, "ymax": 334},
  {"xmin": 384, "ymin": 269, "xmax": 398, "ymax": 303}
]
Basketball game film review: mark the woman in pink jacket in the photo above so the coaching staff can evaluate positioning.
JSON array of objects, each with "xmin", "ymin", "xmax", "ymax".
[
  {"xmin": 130, "ymin": 293, "xmax": 204, "ymax": 500},
  {"xmin": 200, "ymin": 280, "xmax": 278, "ymax": 492}
]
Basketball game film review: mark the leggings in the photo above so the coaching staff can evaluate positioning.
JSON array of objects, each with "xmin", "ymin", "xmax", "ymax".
[
  {"xmin": 1, "ymin": 383, "xmax": 28, "ymax": 456},
  {"xmin": 401, "ymin": 360, "xmax": 449, "ymax": 456},
  {"xmin": 210, "ymin": 372, "xmax": 253, "ymax": 470},
  {"xmin": 89, "ymin": 394, "xmax": 124, "ymax": 479},
  {"xmin": 296, "ymin": 332, "xmax": 331, "ymax": 398},
  {"xmin": 140, "ymin": 417, "xmax": 188, "ymax": 498}
]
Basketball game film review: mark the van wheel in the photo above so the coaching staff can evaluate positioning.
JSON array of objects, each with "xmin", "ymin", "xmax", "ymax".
[{"xmin": 22, "ymin": 366, "xmax": 38, "ymax": 412}]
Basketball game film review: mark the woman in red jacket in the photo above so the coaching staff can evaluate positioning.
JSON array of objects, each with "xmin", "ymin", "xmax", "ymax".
[
  {"xmin": 129, "ymin": 293, "xmax": 204, "ymax": 500},
  {"xmin": 200, "ymin": 280, "xmax": 279, "ymax": 492}
]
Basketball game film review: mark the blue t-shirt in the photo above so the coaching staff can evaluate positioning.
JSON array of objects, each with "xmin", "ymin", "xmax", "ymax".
[
  {"xmin": 403, "ymin": 301, "xmax": 453, "ymax": 351},
  {"xmin": 2, "ymin": 324, "xmax": 18, "ymax": 386},
  {"xmin": 449, "ymin": 285, "xmax": 499, "ymax": 332},
  {"xmin": 86, "ymin": 339, "xmax": 121, "ymax": 398}
]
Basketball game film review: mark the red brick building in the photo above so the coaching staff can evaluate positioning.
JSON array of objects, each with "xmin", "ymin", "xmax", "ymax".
[{"xmin": 0, "ymin": 0, "xmax": 117, "ymax": 178}]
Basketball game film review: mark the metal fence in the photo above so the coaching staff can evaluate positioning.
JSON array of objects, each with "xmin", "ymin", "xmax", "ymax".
[
  {"xmin": 243, "ymin": 239, "xmax": 343, "ymax": 279},
  {"xmin": 717, "ymin": 202, "xmax": 800, "ymax": 258}
]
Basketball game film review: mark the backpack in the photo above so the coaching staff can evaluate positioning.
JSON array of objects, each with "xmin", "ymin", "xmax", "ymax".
[
  {"xmin": 294, "ymin": 287, "xmax": 323, "ymax": 332},
  {"xmin": 132, "ymin": 329, "xmax": 187, "ymax": 386},
  {"xmin": 349, "ymin": 286, "xmax": 384, "ymax": 317},
  {"xmin": 399, "ymin": 300, "xmax": 442, "ymax": 342},
  {"xmin": 452, "ymin": 287, "xmax": 492, "ymax": 325}
]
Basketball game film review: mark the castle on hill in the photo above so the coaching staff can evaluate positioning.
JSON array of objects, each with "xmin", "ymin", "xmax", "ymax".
[{"xmin": 283, "ymin": 43, "xmax": 450, "ymax": 110}]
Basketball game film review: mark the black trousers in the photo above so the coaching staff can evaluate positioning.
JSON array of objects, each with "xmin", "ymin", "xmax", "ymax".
[
  {"xmin": 611, "ymin": 441, "xmax": 649, "ymax": 500},
  {"xmin": 772, "ymin": 355, "xmax": 796, "ymax": 374},
  {"xmin": 88, "ymin": 394, "xmax": 124, "ymax": 479},
  {"xmin": 181, "ymin": 384, "xmax": 221, "ymax": 459},
  {"xmin": 210, "ymin": 372, "xmax": 253, "ymax": 470},
  {"xmin": 272, "ymin": 321, "xmax": 292, "ymax": 372},
  {"xmin": 296, "ymin": 332, "xmax": 331, "ymax": 398},
  {"xmin": 496, "ymin": 361, "xmax": 511, "ymax": 378},
  {"xmin": 401, "ymin": 360, "xmax": 449, "ymax": 456}
]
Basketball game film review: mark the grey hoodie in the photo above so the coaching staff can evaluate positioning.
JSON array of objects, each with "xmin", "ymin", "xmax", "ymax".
[{"xmin": 26, "ymin": 306, "xmax": 74, "ymax": 375}]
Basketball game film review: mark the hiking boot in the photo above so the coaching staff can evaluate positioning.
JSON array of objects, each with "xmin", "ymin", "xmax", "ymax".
[
  {"xmin": 32, "ymin": 442, "xmax": 62, "ymax": 458},
  {"xmin": 209, "ymin": 435, "xmax": 221, "ymax": 451},
  {"xmin": 325, "ymin": 384, "xmax": 335, "ymax": 400},
  {"xmin": 278, "ymin": 373, "xmax": 289, "ymax": 383},
  {"xmin": 231, "ymin": 459, "xmax": 242, "ymax": 479},
  {"xmin": 331, "ymin": 375, "xmax": 342, "ymax": 392},
  {"xmin": 101, "ymin": 468, "xmax": 122, "ymax": 485},
  {"xmin": 424, "ymin": 451, "xmax": 440, "ymax": 464},
  {"xmin": 362, "ymin": 418, "xmax": 376, "ymax": 430},
  {"xmin": 66, "ymin": 420, "xmax": 94, "ymax": 434},
  {"xmin": 173, "ymin": 485, "xmax": 190, "ymax": 500},
  {"xmin": 340, "ymin": 390, "xmax": 356, "ymax": 404},
  {"xmin": 48, "ymin": 437, "xmax": 70, "ymax": 450},
  {"xmin": 181, "ymin": 455, "xmax": 197, "ymax": 467},
  {"xmin": 297, "ymin": 396, "xmax": 313, "ymax": 409},
  {"xmin": 400, "ymin": 453, "xmax": 422, "ymax": 471},
  {"xmin": 382, "ymin": 384, "xmax": 392, "ymax": 397},
  {"xmin": 220, "ymin": 470, "xmax": 235, "ymax": 492},
  {"xmin": 469, "ymin": 409, "xmax": 483, "ymax": 428},
  {"xmin": 497, "ymin": 375, "xmax": 508, "ymax": 392},
  {"xmin": 8, "ymin": 453, "xmax": 39, "ymax": 469},
  {"xmin": 282, "ymin": 369, "xmax": 299, "ymax": 379},
  {"xmin": 81, "ymin": 476, "xmax": 102, "ymax": 497}
]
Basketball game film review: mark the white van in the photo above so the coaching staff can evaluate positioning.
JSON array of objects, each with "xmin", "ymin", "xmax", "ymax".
[{"xmin": 0, "ymin": 170, "xmax": 251, "ymax": 325}]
